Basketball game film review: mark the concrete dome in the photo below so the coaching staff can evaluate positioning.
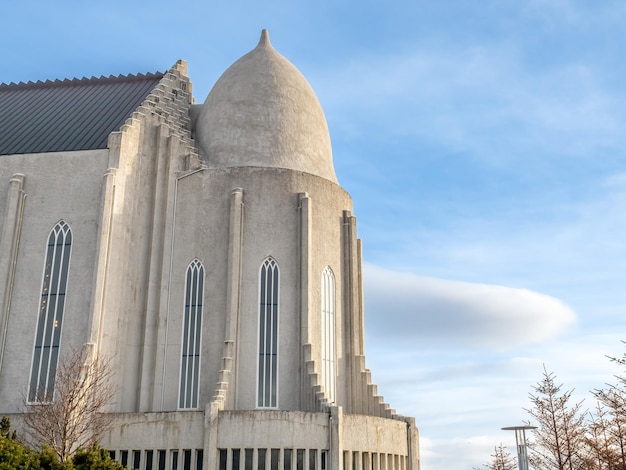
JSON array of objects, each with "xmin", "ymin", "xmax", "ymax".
[{"xmin": 195, "ymin": 30, "xmax": 337, "ymax": 183}]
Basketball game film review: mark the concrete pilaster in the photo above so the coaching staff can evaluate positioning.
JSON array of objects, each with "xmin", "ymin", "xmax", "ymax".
[
  {"xmin": 223, "ymin": 187, "xmax": 244, "ymax": 408},
  {"xmin": 0, "ymin": 174, "xmax": 26, "ymax": 371},
  {"xmin": 140, "ymin": 123, "xmax": 173, "ymax": 411},
  {"xmin": 298, "ymin": 193, "xmax": 311, "ymax": 409}
]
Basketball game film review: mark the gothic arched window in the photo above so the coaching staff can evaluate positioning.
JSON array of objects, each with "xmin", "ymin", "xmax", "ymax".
[
  {"xmin": 321, "ymin": 266, "xmax": 336, "ymax": 403},
  {"xmin": 257, "ymin": 257, "xmax": 279, "ymax": 408},
  {"xmin": 29, "ymin": 220, "xmax": 72, "ymax": 403},
  {"xmin": 179, "ymin": 259, "xmax": 204, "ymax": 409}
]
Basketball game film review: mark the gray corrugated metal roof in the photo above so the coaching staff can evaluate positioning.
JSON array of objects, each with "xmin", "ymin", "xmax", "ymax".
[{"xmin": 0, "ymin": 72, "xmax": 164, "ymax": 156}]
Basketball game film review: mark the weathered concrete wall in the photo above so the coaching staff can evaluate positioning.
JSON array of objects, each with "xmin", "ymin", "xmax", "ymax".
[
  {"xmin": 102, "ymin": 411, "xmax": 205, "ymax": 449},
  {"xmin": 342, "ymin": 413, "xmax": 409, "ymax": 455},
  {"xmin": 217, "ymin": 410, "xmax": 329, "ymax": 449},
  {"xmin": 0, "ymin": 149, "xmax": 108, "ymax": 411},
  {"xmin": 163, "ymin": 167, "xmax": 352, "ymax": 412}
]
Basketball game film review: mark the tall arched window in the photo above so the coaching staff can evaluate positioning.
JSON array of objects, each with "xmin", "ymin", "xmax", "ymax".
[
  {"xmin": 321, "ymin": 266, "xmax": 336, "ymax": 403},
  {"xmin": 179, "ymin": 259, "xmax": 204, "ymax": 409},
  {"xmin": 257, "ymin": 257, "xmax": 279, "ymax": 408},
  {"xmin": 29, "ymin": 220, "xmax": 72, "ymax": 403}
]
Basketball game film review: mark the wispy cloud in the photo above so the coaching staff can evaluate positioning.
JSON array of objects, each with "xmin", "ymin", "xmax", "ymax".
[{"xmin": 315, "ymin": 42, "xmax": 625, "ymax": 164}]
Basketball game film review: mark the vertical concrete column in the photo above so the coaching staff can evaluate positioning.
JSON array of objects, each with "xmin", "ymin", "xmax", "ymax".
[
  {"xmin": 405, "ymin": 418, "xmax": 419, "ymax": 470},
  {"xmin": 225, "ymin": 187, "xmax": 244, "ymax": 407},
  {"xmin": 87, "ymin": 167, "xmax": 117, "ymax": 348},
  {"xmin": 0, "ymin": 174, "xmax": 26, "ymax": 371},
  {"xmin": 298, "ymin": 193, "xmax": 311, "ymax": 408},
  {"xmin": 140, "ymin": 124, "xmax": 173, "ymax": 411},
  {"xmin": 341, "ymin": 211, "xmax": 364, "ymax": 412},
  {"xmin": 205, "ymin": 401, "xmax": 221, "ymax": 470},
  {"xmin": 252, "ymin": 448, "xmax": 258, "ymax": 470},
  {"xmin": 329, "ymin": 406, "xmax": 342, "ymax": 470}
]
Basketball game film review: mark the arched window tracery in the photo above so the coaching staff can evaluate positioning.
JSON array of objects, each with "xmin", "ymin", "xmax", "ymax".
[
  {"xmin": 29, "ymin": 220, "xmax": 72, "ymax": 403},
  {"xmin": 257, "ymin": 257, "xmax": 279, "ymax": 408}
]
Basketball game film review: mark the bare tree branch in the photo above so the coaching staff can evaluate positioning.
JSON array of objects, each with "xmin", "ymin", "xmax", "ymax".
[{"xmin": 21, "ymin": 344, "xmax": 116, "ymax": 462}]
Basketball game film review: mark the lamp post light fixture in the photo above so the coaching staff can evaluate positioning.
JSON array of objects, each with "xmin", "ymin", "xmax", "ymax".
[{"xmin": 502, "ymin": 425, "xmax": 536, "ymax": 470}]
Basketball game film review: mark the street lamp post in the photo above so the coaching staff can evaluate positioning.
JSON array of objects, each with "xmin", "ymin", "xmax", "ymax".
[{"xmin": 502, "ymin": 425, "xmax": 536, "ymax": 470}]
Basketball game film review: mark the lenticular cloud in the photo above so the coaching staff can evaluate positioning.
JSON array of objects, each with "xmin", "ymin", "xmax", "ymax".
[{"xmin": 363, "ymin": 263, "xmax": 576, "ymax": 349}]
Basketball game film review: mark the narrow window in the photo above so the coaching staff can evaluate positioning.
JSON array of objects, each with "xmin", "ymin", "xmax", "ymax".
[
  {"xmin": 132, "ymin": 450, "xmax": 141, "ymax": 470},
  {"xmin": 28, "ymin": 220, "xmax": 72, "ymax": 402},
  {"xmin": 309, "ymin": 451, "xmax": 316, "ymax": 470},
  {"xmin": 179, "ymin": 259, "xmax": 204, "ymax": 409},
  {"xmin": 297, "ymin": 450, "xmax": 305, "ymax": 470},
  {"xmin": 232, "ymin": 449, "xmax": 241, "ymax": 470},
  {"xmin": 271, "ymin": 449, "xmax": 280, "ymax": 470},
  {"xmin": 257, "ymin": 258, "xmax": 279, "ymax": 408},
  {"xmin": 121, "ymin": 451, "xmax": 129, "ymax": 467},
  {"xmin": 284, "ymin": 450, "xmax": 293, "ymax": 470},
  {"xmin": 258, "ymin": 449, "xmax": 267, "ymax": 470},
  {"xmin": 146, "ymin": 450, "xmax": 154, "ymax": 470},
  {"xmin": 183, "ymin": 450, "xmax": 192, "ymax": 470},
  {"xmin": 245, "ymin": 449, "xmax": 253, "ymax": 470},
  {"xmin": 321, "ymin": 267, "xmax": 336, "ymax": 403}
]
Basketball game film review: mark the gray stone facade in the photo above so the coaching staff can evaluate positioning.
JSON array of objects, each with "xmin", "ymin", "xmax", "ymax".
[{"xmin": 0, "ymin": 31, "xmax": 419, "ymax": 470}]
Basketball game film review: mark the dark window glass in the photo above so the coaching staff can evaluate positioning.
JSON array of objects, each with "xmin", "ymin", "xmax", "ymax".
[
  {"xmin": 29, "ymin": 221, "xmax": 72, "ymax": 402},
  {"xmin": 232, "ymin": 449, "xmax": 240, "ymax": 470},
  {"xmin": 133, "ymin": 450, "xmax": 140, "ymax": 469},
  {"xmin": 257, "ymin": 259, "xmax": 279, "ymax": 407},
  {"xmin": 180, "ymin": 260, "xmax": 204, "ymax": 408},
  {"xmin": 296, "ymin": 450, "xmax": 304, "ymax": 470},
  {"xmin": 173, "ymin": 451, "xmax": 179, "ymax": 470},
  {"xmin": 284, "ymin": 450, "xmax": 292, "ymax": 470},
  {"xmin": 271, "ymin": 449, "xmax": 279, "ymax": 470},
  {"xmin": 309, "ymin": 451, "xmax": 316, "ymax": 470},
  {"xmin": 196, "ymin": 450, "xmax": 203, "ymax": 470},
  {"xmin": 184, "ymin": 450, "xmax": 192, "ymax": 470},
  {"xmin": 158, "ymin": 451, "xmax": 166, "ymax": 470},
  {"xmin": 121, "ymin": 451, "xmax": 128, "ymax": 467},
  {"xmin": 146, "ymin": 450, "xmax": 154, "ymax": 470},
  {"xmin": 219, "ymin": 450, "xmax": 227, "ymax": 470},
  {"xmin": 258, "ymin": 449, "xmax": 267, "ymax": 470},
  {"xmin": 245, "ymin": 449, "xmax": 253, "ymax": 470}
]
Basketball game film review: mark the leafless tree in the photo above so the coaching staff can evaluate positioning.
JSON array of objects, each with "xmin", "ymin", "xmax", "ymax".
[
  {"xmin": 589, "ymin": 346, "xmax": 626, "ymax": 469},
  {"xmin": 474, "ymin": 444, "xmax": 517, "ymax": 470},
  {"xmin": 525, "ymin": 366, "xmax": 588, "ymax": 470},
  {"xmin": 22, "ymin": 344, "xmax": 116, "ymax": 462},
  {"xmin": 586, "ymin": 403, "xmax": 618, "ymax": 470}
]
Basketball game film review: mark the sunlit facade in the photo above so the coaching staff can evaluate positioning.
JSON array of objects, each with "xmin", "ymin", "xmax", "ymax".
[{"xmin": 0, "ymin": 31, "xmax": 419, "ymax": 470}]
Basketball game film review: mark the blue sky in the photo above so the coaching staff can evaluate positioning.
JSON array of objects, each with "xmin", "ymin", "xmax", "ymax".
[{"xmin": 2, "ymin": 1, "xmax": 626, "ymax": 468}]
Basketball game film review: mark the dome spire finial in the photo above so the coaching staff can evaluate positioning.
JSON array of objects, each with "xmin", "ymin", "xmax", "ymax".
[{"xmin": 257, "ymin": 29, "xmax": 271, "ymax": 48}]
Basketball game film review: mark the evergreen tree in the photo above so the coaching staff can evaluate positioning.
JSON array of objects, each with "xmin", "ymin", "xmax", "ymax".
[
  {"xmin": 71, "ymin": 444, "xmax": 123, "ymax": 470},
  {"xmin": 0, "ymin": 417, "xmax": 39, "ymax": 470}
]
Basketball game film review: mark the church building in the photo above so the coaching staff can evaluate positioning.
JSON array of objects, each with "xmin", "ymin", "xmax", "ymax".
[{"xmin": 0, "ymin": 31, "xmax": 419, "ymax": 470}]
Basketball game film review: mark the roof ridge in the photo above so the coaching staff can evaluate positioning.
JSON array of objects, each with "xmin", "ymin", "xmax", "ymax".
[{"xmin": 0, "ymin": 71, "xmax": 165, "ymax": 91}]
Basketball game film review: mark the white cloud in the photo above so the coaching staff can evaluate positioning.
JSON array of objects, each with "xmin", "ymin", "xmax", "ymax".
[{"xmin": 363, "ymin": 263, "xmax": 576, "ymax": 349}]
